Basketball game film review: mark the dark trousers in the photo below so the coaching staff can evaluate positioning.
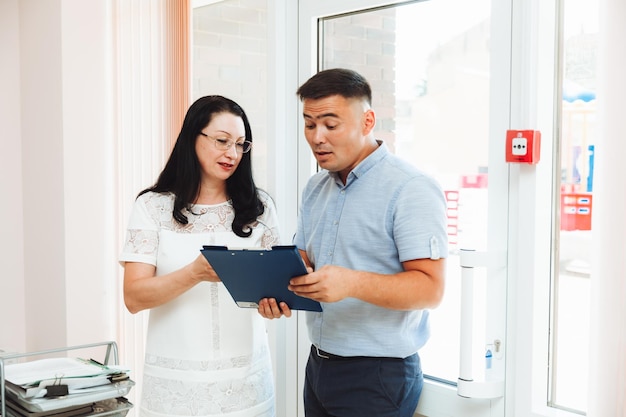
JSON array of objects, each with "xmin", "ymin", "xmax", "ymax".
[{"xmin": 304, "ymin": 345, "xmax": 423, "ymax": 417}]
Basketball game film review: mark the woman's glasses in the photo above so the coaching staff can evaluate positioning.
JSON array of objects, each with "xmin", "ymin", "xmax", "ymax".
[{"xmin": 199, "ymin": 132, "xmax": 252, "ymax": 154}]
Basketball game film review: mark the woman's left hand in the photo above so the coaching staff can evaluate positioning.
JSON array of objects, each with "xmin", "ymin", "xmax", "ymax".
[{"xmin": 257, "ymin": 298, "xmax": 292, "ymax": 319}]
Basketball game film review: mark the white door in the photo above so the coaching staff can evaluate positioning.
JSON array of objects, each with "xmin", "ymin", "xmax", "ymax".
[
  {"xmin": 188, "ymin": 1, "xmax": 588, "ymax": 416},
  {"xmin": 296, "ymin": 0, "xmax": 511, "ymax": 416}
]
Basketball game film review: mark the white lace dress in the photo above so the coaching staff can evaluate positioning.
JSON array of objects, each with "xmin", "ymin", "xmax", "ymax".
[{"xmin": 120, "ymin": 191, "xmax": 280, "ymax": 417}]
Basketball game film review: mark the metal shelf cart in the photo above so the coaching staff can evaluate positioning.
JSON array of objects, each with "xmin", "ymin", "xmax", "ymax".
[{"xmin": 0, "ymin": 341, "xmax": 133, "ymax": 417}]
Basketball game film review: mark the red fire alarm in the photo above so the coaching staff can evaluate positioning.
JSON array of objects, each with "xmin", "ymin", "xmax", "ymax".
[{"xmin": 506, "ymin": 130, "xmax": 541, "ymax": 164}]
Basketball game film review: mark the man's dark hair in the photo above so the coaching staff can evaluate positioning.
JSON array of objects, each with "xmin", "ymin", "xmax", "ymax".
[
  {"xmin": 296, "ymin": 68, "xmax": 372, "ymax": 105},
  {"xmin": 138, "ymin": 95, "xmax": 264, "ymax": 238}
]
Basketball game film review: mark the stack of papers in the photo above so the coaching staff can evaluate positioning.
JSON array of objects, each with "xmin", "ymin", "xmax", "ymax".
[{"xmin": 2, "ymin": 357, "xmax": 134, "ymax": 415}]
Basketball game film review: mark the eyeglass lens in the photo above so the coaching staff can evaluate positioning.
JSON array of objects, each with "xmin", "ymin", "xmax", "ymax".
[{"xmin": 200, "ymin": 133, "xmax": 252, "ymax": 153}]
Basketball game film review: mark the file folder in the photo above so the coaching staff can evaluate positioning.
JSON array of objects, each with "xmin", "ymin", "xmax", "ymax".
[{"xmin": 200, "ymin": 245, "xmax": 322, "ymax": 312}]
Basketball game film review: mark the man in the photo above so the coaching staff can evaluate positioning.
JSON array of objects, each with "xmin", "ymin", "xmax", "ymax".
[{"xmin": 259, "ymin": 68, "xmax": 448, "ymax": 417}]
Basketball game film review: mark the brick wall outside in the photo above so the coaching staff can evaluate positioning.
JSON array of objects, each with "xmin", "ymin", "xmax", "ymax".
[
  {"xmin": 320, "ymin": 9, "xmax": 398, "ymax": 152},
  {"xmin": 192, "ymin": 0, "xmax": 269, "ymax": 185},
  {"xmin": 193, "ymin": 2, "xmax": 398, "ymax": 170}
]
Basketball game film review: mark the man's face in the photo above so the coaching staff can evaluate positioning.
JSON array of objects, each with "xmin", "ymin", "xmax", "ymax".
[{"xmin": 302, "ymin": 95, "xmax": 375, "ymax": 182}]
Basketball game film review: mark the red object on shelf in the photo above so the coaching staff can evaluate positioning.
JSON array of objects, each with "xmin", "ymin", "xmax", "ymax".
[
  {"xmin": 561, "ymin": 193, "xmax": 592, "ymax": 231},
  {"xmin": 460, "ymin": 173, "xmax": 488, "ymax": 189},
  {"xmin": 444, "ymin": 190, "xmax": 459, "ymax": 246}
]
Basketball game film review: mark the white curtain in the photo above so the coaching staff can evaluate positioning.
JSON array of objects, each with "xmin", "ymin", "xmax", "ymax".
[{"xmin": 113, "ymin": 0, "xmax": 189, "ymax": 409}]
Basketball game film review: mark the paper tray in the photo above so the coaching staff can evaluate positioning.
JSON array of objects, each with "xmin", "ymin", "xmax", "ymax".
[
  {"xmin": 87, "ymin": 397, "xmax": 133, "ymax": 417},
  {"xmin": 4, "ymin": 380, "xmax": 134, "ymax": 413},
  {"xmin": 3, "ymin": 397, "xmax": 133, "ymax": 417}
]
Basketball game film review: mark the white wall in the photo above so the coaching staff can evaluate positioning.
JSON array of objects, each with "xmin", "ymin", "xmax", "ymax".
[
  {"xmin": 0, "ymin": 0, "xmax": 26, "ymax": 355},
  {"xmin": 0, "ymin": 0, "xmax": 116, "ymax": 356},
  {"xmin": 60, "ymin": 0, "xmax": 117, "ymax": 350}
]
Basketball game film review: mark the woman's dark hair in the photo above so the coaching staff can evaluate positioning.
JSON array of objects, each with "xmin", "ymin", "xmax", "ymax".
[
  {"xmin": 138, "ymin": 95, "xmax": 264, "ymax": 237},
  {"xmin": 296, "ymin": 67, "xmax": 372, "ymax": 105}
]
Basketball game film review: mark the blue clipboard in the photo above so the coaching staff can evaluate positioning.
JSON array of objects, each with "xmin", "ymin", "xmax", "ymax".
[{"xmin": 200, "ymin": 245, "xmax": 322, "ymax": 312}]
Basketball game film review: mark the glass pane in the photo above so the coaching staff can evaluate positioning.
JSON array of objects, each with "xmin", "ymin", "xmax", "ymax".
[
  {"xmin": 192, "ymin": 0, "xmax": 270, "ymax": 188},
  {"xmin": 319, "ymin": 0, "xmax": 491, "ymax": 383},
  {"xmin": 552, "ymin": 0, "xmax": 598, "ymax": 412}
]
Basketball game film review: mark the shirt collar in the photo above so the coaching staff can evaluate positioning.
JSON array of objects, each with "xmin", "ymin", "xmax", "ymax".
[{"xmin": 330, "ymin": 140, "xmax": 387, "ymax": 186}]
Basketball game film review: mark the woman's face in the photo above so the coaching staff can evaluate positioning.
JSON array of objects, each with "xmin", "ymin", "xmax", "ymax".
[{"xmin": 195, "ymin": 112, "xmax": 246, "ymax": 184}]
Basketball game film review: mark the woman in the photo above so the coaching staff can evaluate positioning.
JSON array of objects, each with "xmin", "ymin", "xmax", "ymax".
[{"xmin": 120, "ymin": 95, "xmax": 279, "ymax": 417}]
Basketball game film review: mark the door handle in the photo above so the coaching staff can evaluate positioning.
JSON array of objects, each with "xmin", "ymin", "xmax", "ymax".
[{"xmin": 458, "ymin": 249, "xmax": 506, "ymax": 399}]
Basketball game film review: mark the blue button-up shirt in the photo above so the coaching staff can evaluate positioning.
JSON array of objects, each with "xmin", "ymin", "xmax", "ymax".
[{"xmin": 294, "ymin": 142, "xmax": 448, "ymax": 358}]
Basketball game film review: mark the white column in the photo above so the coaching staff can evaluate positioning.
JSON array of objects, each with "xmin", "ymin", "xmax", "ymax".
[{"xmin": 587, "ymin": 0, "xmax": 626, "ymax": 415}]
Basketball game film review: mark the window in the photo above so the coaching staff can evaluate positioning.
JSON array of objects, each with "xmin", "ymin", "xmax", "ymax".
[
  {"xmin": 192, "ymin": 0, "xmax": 270, "ymax": 187},
  {"xmin": 318, "ymin": 0, "xmax": 493, "ymax": 386},
  {"xmin": 551, "ymin": 0, "xmax": 598, "ymax": 413}
]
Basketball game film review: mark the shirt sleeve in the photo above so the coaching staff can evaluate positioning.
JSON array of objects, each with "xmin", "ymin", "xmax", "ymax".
[
  {"xmin": 119, "ymin": 193, "xmax": 160, "ymax": 266},
  {"xmin": 393, "ymin": 175, "xmax": 449, "ymax": 261}
]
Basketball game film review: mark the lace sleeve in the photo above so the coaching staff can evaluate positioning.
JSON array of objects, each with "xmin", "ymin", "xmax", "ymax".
[
  {"xmin": 119, "ymin": 193, "xmax": 164, "ymax": 265},
  {"xmin": 122, "ymin": 229, "xmax": 159, "ymax": 258}
]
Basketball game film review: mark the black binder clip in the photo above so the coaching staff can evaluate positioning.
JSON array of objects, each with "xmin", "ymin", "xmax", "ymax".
[{"xmin": 44, "ymin": 374, "xmax": 69, "ymax": 397}]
